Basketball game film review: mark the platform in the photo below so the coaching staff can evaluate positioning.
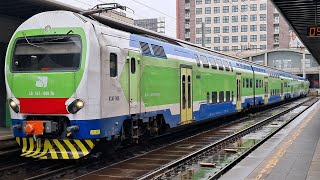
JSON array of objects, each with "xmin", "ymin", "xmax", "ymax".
[
  {"xmin": 220, "ymin": 100, "xmax": 320, "ymax": 180},
  {"xmin": 0, "ymin": 127, "xmax": 13, "ymax": 140}
]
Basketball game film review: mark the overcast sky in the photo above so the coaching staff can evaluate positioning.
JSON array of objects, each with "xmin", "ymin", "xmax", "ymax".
[{"xmin": 55, "ymin": 0, "xmax": 177, "ymax": 37}]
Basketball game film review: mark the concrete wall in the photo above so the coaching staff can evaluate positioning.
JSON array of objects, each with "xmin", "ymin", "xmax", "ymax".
[{"xmin": 267, "ymin": 51, "xmax": 302, "ymax": 68}]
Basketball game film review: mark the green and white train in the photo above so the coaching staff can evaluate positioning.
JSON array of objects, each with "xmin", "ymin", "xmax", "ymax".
[{"xmin": 5, "ymin": 11, "xmax": 309, "ymax": 159}]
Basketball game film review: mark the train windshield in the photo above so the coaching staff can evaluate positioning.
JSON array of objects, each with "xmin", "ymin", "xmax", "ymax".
[{"xmin": 11, "ymin": 35, "xmax": 81, "ymax": 72}]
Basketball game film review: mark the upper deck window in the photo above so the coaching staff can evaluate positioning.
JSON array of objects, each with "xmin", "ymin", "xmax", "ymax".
[
  {"xmin": 195, "ymin": 54, "xmax": 201, "ymax": 67},
  {"xmin": 140, "ymin": 42, "xmax": 152, "ymax": 55},
  {"xmin": 151, "ymin": 44, "xmax": 166, "ymax": 58},
  {"xmin": 209, "ymin": 57, "xmax": 217, "ymax": 69},
  {"xmin": 216, "ymin": 59, "xmax": 224, "ymax": 70},
  {"xmin": 200, "ymin": 55, "xmax": 209, "ymax": 68},
  {"xmin": 12, "ymin": 35, "xmax": 81, "ymax": 72}
]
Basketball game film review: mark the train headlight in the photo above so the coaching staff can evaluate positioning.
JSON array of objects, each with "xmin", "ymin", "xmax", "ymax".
[
  {"xmin": 9, "ymin": 99, "xmax": 20, "ymax": 113},
  {"xmin": 67, "ymin": 99, "xmax": 85, "ymax": 114}
]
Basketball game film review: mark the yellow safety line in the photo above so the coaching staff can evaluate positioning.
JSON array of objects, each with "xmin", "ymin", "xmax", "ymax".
[
  {"xmin": 255, "ymin": 106, "xmax": 318, "ymax": 180},
  {"xmin": 0, "ymin": 135, "xmax": 13, "ymax": 138},
  {"xmin": 85, "ymin": 140, "xmax": 94, "ymax": 149},
  {"xmin": 53, "ymin": 140, "xmax": 69, "ymax": 159},
  {"xmin": 74, "ymin": 140, "xmax": 89, "ymax": 156},
  {"xmin": 63, "ymin": 140, "xmax": 79, "ymax": 159}
]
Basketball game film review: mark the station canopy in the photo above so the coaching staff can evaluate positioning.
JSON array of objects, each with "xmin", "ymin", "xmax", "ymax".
[
  {"xmin": 0, "ymin": 0, "xmax": 174, "ymax": 46},
  {"xmin": 272, "ymin": 0, "xmax": 320, "ymax": 64}
]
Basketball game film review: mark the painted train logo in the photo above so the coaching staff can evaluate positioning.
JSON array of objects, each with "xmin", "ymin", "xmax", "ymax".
[
  {"xmin": 35, "ymin": 76, "xmax": 48, "ymax": 88},
  {"xmin": 28, "ymin": 76, "xmax": 54, "ymax": 96}
]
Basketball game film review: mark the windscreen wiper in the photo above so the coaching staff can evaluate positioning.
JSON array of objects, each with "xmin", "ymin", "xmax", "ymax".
[{"xmin": 22, "ymin": 32, "xmax": 40, "ymax": 48}]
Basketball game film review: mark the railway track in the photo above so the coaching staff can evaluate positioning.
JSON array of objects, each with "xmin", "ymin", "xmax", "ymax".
[
  {"xmin": 68, "ymin": 97, "xmax": 315, "ymax": 180},
  {"xmin": 1, "ymin": 97, "xmax": 315, "ymax": 180}
]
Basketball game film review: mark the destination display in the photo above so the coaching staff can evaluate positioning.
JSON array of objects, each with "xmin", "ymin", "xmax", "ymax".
[{"xmin": 307, "ymin": 26, "xmax": 320, "ymax": 37}]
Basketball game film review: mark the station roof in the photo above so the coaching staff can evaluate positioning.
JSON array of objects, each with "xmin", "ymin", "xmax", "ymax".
[
  {"xmin": 0, "ymin": 0, "xmax": 79, "ymax": 20},
  {"xmin": 272, "ymin": 0, "xmax": 320, "ymax": 64}
]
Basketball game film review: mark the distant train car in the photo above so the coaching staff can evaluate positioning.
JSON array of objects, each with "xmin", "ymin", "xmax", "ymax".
[{"xmin": 5, "ymin": 11, "xmax": 309, "ymax": 159}]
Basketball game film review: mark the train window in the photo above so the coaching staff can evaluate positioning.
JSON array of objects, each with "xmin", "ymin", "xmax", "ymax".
[
  {"xmin": 212, "ymin": 92, "xmax": 217, "ymax": 104},
  {"xmin": 151, "ymin": 44, "xmax": 166, "ymax": 58},
  {"xmin": 216, "ymin": 59, "xmax": 224, "ymax": 70},
  {"xmin": 188, "ymin": 76, "xmax": 192, "ymax": 108},
  {"xmin": 229, "ymin": 62, "xmax": 233, "ymax": 72},
  {"xmin": 139, "ymin": 42, "xmax": 152, "ymax": 55},
  {"xmin": 219, "ymin": 91, "xmax": 224, "ymax": 103},
  {"xmin": 194, "ymin": 54, "xmax": 201, "ymax": 67},
  {"xmin": 250, "ymin": 79, "xmax": 253, "ymax": 88},
  {"xmin": 131, "ymin": 58, "xmax": 136, "ymax": 74},
  {"xmin": 201, "ymin": 55, "xmax": 210, "ymax": 68},
  {"xmin": 12, "ymin": 35, "xmax": 82, "ymax": 72},
  {"xmin": 182, "ymin": 75, "xmax": 186, "ymax": 109},
  {"xmin": 246, "ymin": 79, "xmax": 249, "ymax": 88},
  {"xmin": 223, "ymin": 60, "xmax": 230, "ymax": 71},
  {"xmin": 207, "ymin": 92, "xmax": 210, "ymax": 104},
  {"xmin": 209, "ymin": 57, "xmax": 217, "ymax": 69},
  {"xmin": 226, "ymin": 91, "xmax": 231, "ymax": 102},
  {"xmin": 231, "ymin": 91, "xmax": 234, "ymax": 101},
  {"xmin": 256, "ymin": 80, "xmax": 258, "ymax": 88},
  {"xmin": 110, "ymin": 53, "xmax": 118, "ymax": 77}
]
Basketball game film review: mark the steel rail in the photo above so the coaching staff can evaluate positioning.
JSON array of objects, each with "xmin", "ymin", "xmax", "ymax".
[
  {"xmin": 209, "ymin": 98, "xmax": 319, "ymax": 179},
  {"xmin": 138, "ymin": 98, "xmax": 316, "ymax": 180}
]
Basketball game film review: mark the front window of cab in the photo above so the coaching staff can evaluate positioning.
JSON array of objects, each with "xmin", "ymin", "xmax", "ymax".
[{"xmin": 11, "ymin": 35, "xmax": 81, "ymax": 72}]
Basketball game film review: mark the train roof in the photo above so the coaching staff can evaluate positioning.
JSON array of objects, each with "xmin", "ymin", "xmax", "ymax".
[
  {"xmin": 77, "ymin": 11, "xmax": 307, "ymax": 82},
  {"xmin": 82, "ymin": 12, "xmax": 302, "ymax": 76}
]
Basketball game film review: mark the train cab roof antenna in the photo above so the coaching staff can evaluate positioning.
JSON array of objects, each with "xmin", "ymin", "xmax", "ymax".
[{"xmin": 80, "ymin": 3, "xmax": 134, "ymax": 16}]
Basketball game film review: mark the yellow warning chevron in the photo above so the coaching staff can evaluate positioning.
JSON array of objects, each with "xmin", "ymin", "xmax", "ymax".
[{"xmin": 17, "ymin": 138, "xmax": 99, "ymax": 159}]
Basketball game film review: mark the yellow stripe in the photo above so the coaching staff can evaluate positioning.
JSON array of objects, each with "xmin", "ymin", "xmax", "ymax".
[
  {"xmin": 33, "ymin": 148, "xmax": 48, "ymax": 158},
  {"xmin": 16, "ymin": 137, "xmax": 21, "ymax": 146},
  {"xmin": 22, "ymin": 138, "xmax": 35, "ymax": 156},
  {"xmin": 39, "ymin": 156, "xmax": 47, "ymax": 159},
  {"xmin": 22, "ymin": 138, "xmax": 27, "ymax": 152},
  {"xmin": 25, "ymin": 146, "xmax": 41, "ymax": 157},
  {"xmin": 85, "ymin": 140, "xmax": 94, "ymax": 149},
  {"xmin": 63, "ymin": 140, "xmax": 79, "ymax": 159},
  {"xmin": 74, "ymin": 140, "xmax": 89, "ymax": 156},
  {"xmin": 53, "ymin": 139, "xmax": 69, "ymax": 159},
  {"xmin": 49, "ymin": 146, "xmax": 58, "ymax": 159}
]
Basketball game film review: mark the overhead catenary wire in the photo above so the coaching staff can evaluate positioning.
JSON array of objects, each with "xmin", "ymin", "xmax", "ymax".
[
  {"xmin": 94, "ymin": 0, "xmax": 177, "ymax": 34},
  {"xmin": 129, "ymin": 0, "xmax": 176, "ymax": 20}
]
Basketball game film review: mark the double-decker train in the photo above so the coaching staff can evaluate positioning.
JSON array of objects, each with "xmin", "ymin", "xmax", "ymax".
[{"xmin": 5, "ymin": 10, "xmax": 309, "ymax": 159}]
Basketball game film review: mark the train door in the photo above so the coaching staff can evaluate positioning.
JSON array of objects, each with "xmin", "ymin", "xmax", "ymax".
[
  {"xmin": 281, "ymin": 79, "xmax": 284, "ymax": 100},
  {"xmin": 236, "ymin": 74, "xmax": 242, "ymax": 111},
  {"xmin": 180, "ymin": 66, "xmax": 193, "ymax": 124},
  {"xmin": 128, "ymin": 53, "xmax": 142, "ymax": 115},
  {"xmin": 264, "ymin": 77, "xmax": 268, "ymax": 104},
  {"xmin": 291, "ymin": 80, "xmax": 294, "ymax": 96}
]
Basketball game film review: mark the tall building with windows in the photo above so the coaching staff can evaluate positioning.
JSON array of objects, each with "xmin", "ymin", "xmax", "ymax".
[
  {"xmin": 134, "ymin": 18, "xmax": 166, "ymax": 34},
  {"xmin": 177, "ymin": 0, "xmax": 292, "ymax": 57}
]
